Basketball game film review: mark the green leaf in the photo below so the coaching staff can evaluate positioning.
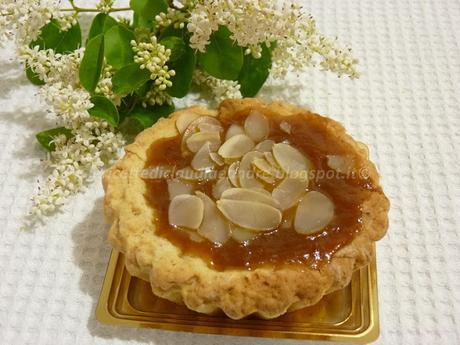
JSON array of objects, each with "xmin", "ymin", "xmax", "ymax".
[
  {"xmin": 31, "ymin": 20, "xmax": 62, "ymax": 50},
  {"xmin": 31, "ymin": 20, "xmax": 81, "ymax": 53},
  {"xmin": 168, "ymin": 45, "xmax": 196, "ymax": 98},
  {"xmin": 88, "ymin": 13, "xmax": 117, "ymax": 40},
  {"xmin": 112, "ymin": 63, "xmax": 151, "ymax": 95},
  {"xmin": 79, "ymin": 34, "xmax": 105, "ymax": 93},
  {"xmin": 55, "ymin": 22, "xmax": 82, "ymax": 53},
  {"xmin": 159, "ymin": 36, "xmax": 186, "ymax": 63},
  {"xmin": 119, "ymin": 103, "xmax": 175, "ymax": 141},
  {"xmin": 104, "ymin": 24, "xmax": 135, "ymax": 70},
  {"xmin": 199, "ymin": 26, "xmax": 243, "ymax": 80},
  {"xmin": 130, "ymin": 0, "xmax": 168, "ymax": 28},
  {"xmin": 25, "ymin": 65, "xmax": 45, "ymax": 86},
  {"xmin": 238, "ymin": 44, "xmax": 272, "ymax": 97},
  {"xmin": 36, "ymin": 127, "xmax": 72, "ymax": 151},
  {"xmin": 88, "ymin": 96, "xmax": 119, "ymax": 127}
]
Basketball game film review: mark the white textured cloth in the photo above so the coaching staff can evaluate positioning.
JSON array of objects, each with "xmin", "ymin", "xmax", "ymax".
[{"xmin": 1, "ymin": 0, "xmax": 459, "ymax": 344}]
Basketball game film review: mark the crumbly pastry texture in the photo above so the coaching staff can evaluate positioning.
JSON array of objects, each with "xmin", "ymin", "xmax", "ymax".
[{"xmin": 102, "ymin": 98, "xmax": 390, "ymax": 319}]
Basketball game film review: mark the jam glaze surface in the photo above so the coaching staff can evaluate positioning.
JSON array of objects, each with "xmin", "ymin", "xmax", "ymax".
[{"xmin": 144, "ymin": 109, "xmax": 382, "ymax": 271}]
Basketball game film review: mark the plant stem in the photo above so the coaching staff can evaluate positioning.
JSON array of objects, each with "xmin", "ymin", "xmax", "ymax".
[{"xmin": 60, "ymin": 7, "xmax": 131, "ymax": 13}]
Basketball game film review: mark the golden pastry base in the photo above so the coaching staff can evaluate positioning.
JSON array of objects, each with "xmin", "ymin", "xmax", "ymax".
[{"xmin": 96, "ymin": 249, "xmax": 380, "ymax": 343}]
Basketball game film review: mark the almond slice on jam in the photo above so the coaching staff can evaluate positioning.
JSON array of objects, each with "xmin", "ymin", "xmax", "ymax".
[
  {"xmin": 230, "ymin": 225, "xmax": 259, "ymax": 243},
  {"xmin": 244, "ymin": 111, "xmax": 269, "ymax": 142},
  {"xmin": 218, "ymin": 134, "xmax": 255, "ymax": 159},
  {"xmin": 186, "ymin": 131, "xmax": 221, "ymax": 153},
  {"xmin": 238, "ymin": 151, "xmax": 264, "ymax": 189},
  {"xmin": 254, "ymin": 139, "xmax": 275, "ymax": 152},
  {"xmin": 272, "ymin": 143, "xmax": 312, "ymax": 175},
  {"xmin": 212, "ymin": 177, "xmax": 233, "ymax": 199},
  {"xmin": 195, "ymin": 191, "xmax": 231, "ymax": 244},
  {"xmin": 221, "ymin": 188, "xmax": 281, "ymax": 209},
  {"xmin": 294, "ymin": 191, "xmax": 334, "ymax": 234},
  {"xmin": 216, "ymin": 199, "xmax": 282, "ymax": 231},
  {"xmin": 225, "ymin": 124, "xmax": 245, "ymax": 140},
  {"xmin": 191, "ymin": 142, "xmax": 215, "ymax": 171},
  {"xmin": 176, "ymin": 166, "xmax": 215, "ymax": 181},
  {"xmin": 209, "ymin": 152, "xmax": 225, "ymax": 166},
  {"xmin": 272, "ymin": 176, "xmax": 308, "ymax": 210},
  {"xmin": 227, "ymin": 161, "xmax": 240, "ymax": 187},
  {"xmin": 327, "ymin": 155, "xmax": 354, "ymax": 174},
  {"xmin": 168, "ymin": 194, "xmax": 204, "ymax": 229},
  {"xmin": 167, "ymin": 179, "xmax": 194, "ymax": 200},
  {"xmin": 175, "ymin": 112, "xmax": 201, "ymax": 134}
]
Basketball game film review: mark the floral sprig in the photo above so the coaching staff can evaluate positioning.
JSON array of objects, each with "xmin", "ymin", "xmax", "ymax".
[{"xmin": 0, "ymin": 0, "xmax": 359, "ymax": 225}]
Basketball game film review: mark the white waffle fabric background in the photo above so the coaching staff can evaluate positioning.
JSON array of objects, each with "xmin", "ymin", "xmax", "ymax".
[{"xmin": 0, "ymin": 0, "xmax": 459, "ymax": 344}]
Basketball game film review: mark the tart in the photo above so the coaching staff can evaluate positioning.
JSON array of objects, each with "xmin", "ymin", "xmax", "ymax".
[{"xmin": 103, "ymin": 98, "xmax": 390, "ymax": 320}]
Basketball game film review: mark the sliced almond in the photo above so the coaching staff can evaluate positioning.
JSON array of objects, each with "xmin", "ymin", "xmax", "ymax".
[
  {"xmin": 225, "ymin": 124, "xmax": 245, "ymax": 140},
  {"xmin": 209, "ymin": 152, "xmax": 225, "ymax": 166},
  {"xmin": 221, "ymin": 188, "xmax": 281, "ymax": 209},
  {"xmin": 294, "ymin": 191, "xmax": 334, "ymax": 235},
  {"xmin": 244, "ymin": 111, "xmax": 269, "ymax": 142},
  {"xmin": 175, "ymin": 112, "xmax": 201, "ymax": 134},
  {"xmin": 217, "ymin": 199, "xmax": 282, "ymax": 231},
  {"xmin": 198, "ymin": 122, "xmax": 223, "ymax": 133},
  {"xmin": 212, "ymin": 177, "xmax": 232, "ymax": 199},
  {"xmin": 191, "ymin": 142, "xmax": 215, "ymax": 171},
  {"xmin": 186, "ymin": 131, "xmax": 221, "ymax": 153},
  {"xmin": 176, "ymin": 166, "xmax": 216, "ymax": 181},
  {"xmin": 264, "ymin": 152, "xmax": 278, "ymax": 166},
  {"xmin": 218, "ymin": 134, "xmax": 255, "ymax": 159},
  {"xmin": 327, "ymin": 155, "xmax": 353, "ymax": 174},
  {"xmin": 230, "ymin": 225, "xmax": 259, "ymax": 243},
  {"xmin": 182, "ymin": 116, "xmax": 222, "ymax": 151},
  {"xmin": 168, "ymin": 195, "xmax": 204, "ymax": 229},
  {"xmin": 227, "ymin": 161, "xmax": 240, "ymax": 187},
  {"xmin": 255, "ymin": 170, "xmax": 276, "ymax": 184},
  {"xmin": 176, "ymin": 228, "xmax": 205, "ymax": 243},
  {"xmin": 254, "ymin": 139, "xmax": 275, "ymax": 152},
  {"xmin": 272, "ymin": 176, "xmax": 308, "ymax": 210},
  {"xmin": 272, "ymin": 143, "xmax": 311, "ymax": 177},
  {"xmin": 252, "ymin": 157, "xmax": 282, "ymax": 178},
  {"xmin": 195, "ymin": 191, "xmax": 230, "ymax": 244},
  {"xmin": 238, "ymin": 151, "xmax": 264, "ymax": 189},
  {"xmin": 167, "ymin": 179, "xmax": 194, "ymax": 200},
  {"xmin": 279, "ymin": 121, "xmax": 291, "ymax": 134}
]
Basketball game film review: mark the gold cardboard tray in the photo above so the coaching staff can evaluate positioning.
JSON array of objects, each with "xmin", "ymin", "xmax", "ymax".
[{"xmin": 96, "ymin": 250, "xmax": 379, "ymax": 343}]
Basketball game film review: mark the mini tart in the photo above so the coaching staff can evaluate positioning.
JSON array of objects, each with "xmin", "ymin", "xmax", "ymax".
[{"xmin": 103, "ymin": 99, "xmax": 390, "ymax": 320}]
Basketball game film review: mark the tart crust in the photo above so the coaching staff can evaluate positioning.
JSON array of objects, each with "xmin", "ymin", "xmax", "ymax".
[{"xmin": 102, "ymin": 99, "xmax": 390, "ymax": 319}]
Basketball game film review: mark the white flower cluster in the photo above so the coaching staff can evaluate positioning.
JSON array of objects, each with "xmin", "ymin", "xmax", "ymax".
[
  {"xmin": 143, "ymin": 87, "xmax": 173, "ymax": 107},
  {"xmin": 55, "ymin": 12, "xmax": 78, "ymax": 31},
  {"xmin": 96, "ymin": 0, "xmax": 114, "ymax": 14},
  {"xmin": 131, "ymin": 36, "xmax": 176, "ymax": 91},
  {"xmin": 19, "ymin": 44, "xmax": 125, "ymax": 221},
  {"xmin": 187, "ymin": 0, "xmax": 359, "ymax": 78},
  {"xmin": 20, "ymin": 46, "xmax": 83, "ymax": 86},
  {"xmin": 95, "ymin": 62, "xmax": 120, "ymax": 105},
  {"xmin": 0, "ymin": 0, "xmax": 57, "ymax": 45},
  {"xmin": 193, "ymin": 70, "xmax": 242, "ymax": 103},
  {"xmin": 155, "ymin": 9, "xmax": 187, "ymax": 29}
]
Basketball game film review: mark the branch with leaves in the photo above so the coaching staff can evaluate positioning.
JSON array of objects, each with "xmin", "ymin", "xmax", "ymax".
[{"xmin": 0, "ymin": 0, "xmax": 359, "ymax": 225}]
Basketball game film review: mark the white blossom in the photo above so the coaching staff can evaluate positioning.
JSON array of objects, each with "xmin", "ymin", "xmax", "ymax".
[
  {"xmin": 96, "ymin": 0, "xmax": 114, "ymax": 14},
  {"xmin": 95, "ymin": 62, "xmax": 121, "ymax": 105},
  {"xmin": 131, "ymin": 36, "xmax": 176, "ymax": 90},
  {"xmin": 143, "ymin": 86, "xmax": 173, "ymax": 107},
  {"xmin": 16, "ymin": 37, "xmax": 125, "ymax": 222},
  {"xmin": 187, "ymin": 0, "xmax": 359, "ymax": 78},
  {"xmin": 155, "ymin": 8, "xmax": 187, "ymax": 29},
  {"xmin": 193, "ymin": 70, "xmax": 242, "ymax": 103},
  {"xmin": 0, "ymin": 0, "xmax": 58, "ymax": 45}
]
